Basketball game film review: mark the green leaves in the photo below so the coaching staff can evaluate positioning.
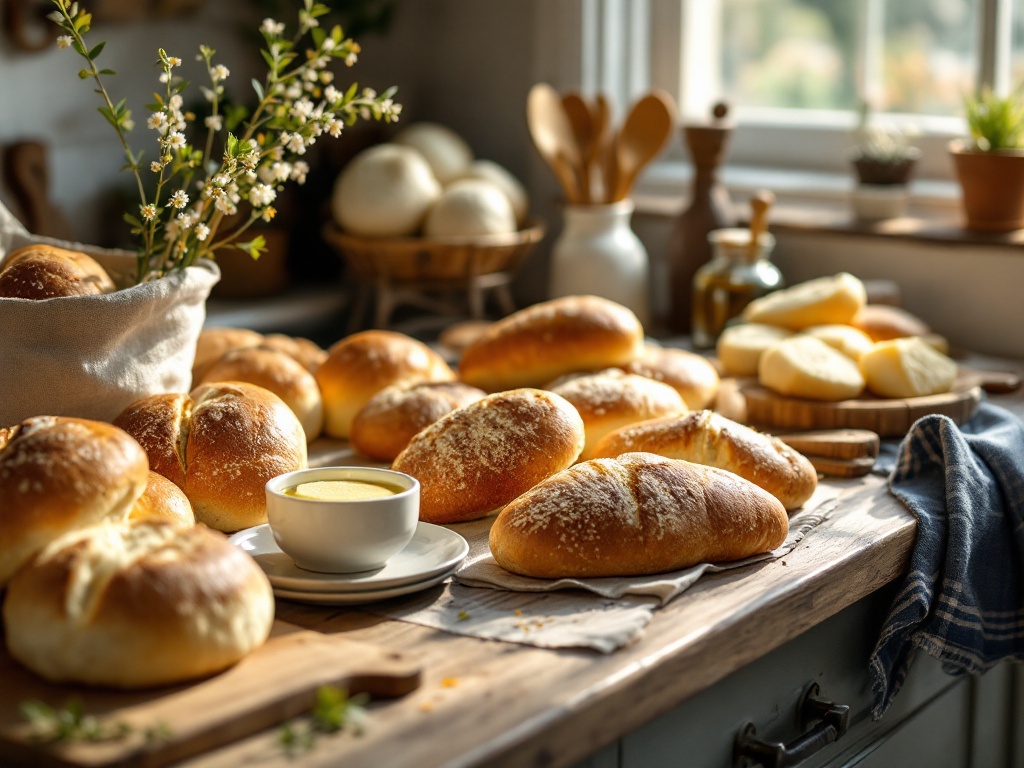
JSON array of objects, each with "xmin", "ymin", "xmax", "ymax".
[
  {"xmin": 278, "ymin": 686, "xmax": 368, "ymax": 756},
  {"xmin": 965, "ymin": 86, "xmax": 1024, "ymax": 151},
  {"xmin": 20, "ymin": 699, "xmax": 131, "ymax": 744}
]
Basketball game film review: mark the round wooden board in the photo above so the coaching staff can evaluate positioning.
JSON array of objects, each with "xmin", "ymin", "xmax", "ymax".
[{"xmin": 739, "ymin": 377, "xmax": 982, "ymax": 438}]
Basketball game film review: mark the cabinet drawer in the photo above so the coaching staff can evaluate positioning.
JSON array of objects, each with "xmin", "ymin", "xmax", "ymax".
[{"xmin": 616, "ymin": 586, "xmax": 963, "ymax": 768}]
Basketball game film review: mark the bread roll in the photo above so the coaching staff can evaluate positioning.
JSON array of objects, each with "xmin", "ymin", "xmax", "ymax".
[
  {"xmin": 759, "ymin": 335, "xmax": 865, "ymax": 401},
  {"xmin": 129, "ymin": 471, "xmax": 195, "ymax": 527},
  {"xmin": 591, "ymin": 410, "xmax": 817, "ymax": 511},
  {"xmin": 198, "ymin": 347, "xmax": 324, "ymax": 442},
  {"xmin": 623, "ymin": 345, "xmax": 720, "ymax": 409},
  {"xmin": 489, "ymin": 452, "xmax": 789, "ymax": 579},
  {"xmin": 0, "ymin": 244, "xmax": 115, "ymax": 299},
  {"xmin": 351, "ymin": 380, "xmax": 486, "ymax": 462},
  {"xmin": 316, "ymin": 330, "xmax": 456, "ymax": 439},
  {"xmin": 550, "ymin": 369, "xmax": 686, "ymax": 461},
  {"xmin": 260, "ymin": 334, "xmax": 328, "ymax": 373},
  {"xmin": 850, "ymin": 304, "xmax": 931, "ymax": 342},
  {"xmin": 114, "ymin": 382, "xmax": 307, "ymax": 532},
  {"xmin": 392, "ymin": 388, "xmax": 585, "ymax": 524},
  {"xmin": 741, "ymin": 272, "xmax": 867, "ymax": 330},
  {"xmin": 0, "ymin": 416, "xmax": 148, "ymax": 587},
  {"xmin": 3, "ymin": 520, "xmax": 274, "ymax": 688},
  {"xmin": 458, "ymin": 295, "xmax": 645, "ymax": 392},
  {"xmin": 716, "ymin": 323, "xmax": 794, "ymax": 378},
  {"xmin": 192, "ymin": 327, "xmax": 265, "ymax": 383}
]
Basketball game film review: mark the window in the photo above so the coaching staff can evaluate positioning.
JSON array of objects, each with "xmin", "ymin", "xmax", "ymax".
[{"xmin": 583, "ymin": 0, "xmax": 1023, "ymax": 189}]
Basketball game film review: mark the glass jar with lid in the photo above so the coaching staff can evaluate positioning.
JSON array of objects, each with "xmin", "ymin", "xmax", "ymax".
[{"xmin": 691, "ymin": 228, "xmax": 784, "ymax": 349}]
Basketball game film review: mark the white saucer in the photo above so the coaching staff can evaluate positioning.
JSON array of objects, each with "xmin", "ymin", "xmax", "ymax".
[
  {"xmin": 229, "ymin": 522, "xmax": 468, "ymax": 593},
  {"xmin": 271, "ymin": 565, "xmax": 456, "ymax": 606}
]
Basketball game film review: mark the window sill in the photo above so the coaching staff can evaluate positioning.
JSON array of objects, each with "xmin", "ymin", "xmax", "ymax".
[{"xmin": 633, "ymin": 162, "xmax": 1024, "ymax": 251}]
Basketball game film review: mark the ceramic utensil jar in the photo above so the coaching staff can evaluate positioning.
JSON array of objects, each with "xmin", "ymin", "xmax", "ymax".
[
  {"xmin": 691, "ymin": 228, "xmax": 783, "ymax": 349},
  {"xmin": 549, "ymin": 200, "xmax": 650, "ymax": 326}
]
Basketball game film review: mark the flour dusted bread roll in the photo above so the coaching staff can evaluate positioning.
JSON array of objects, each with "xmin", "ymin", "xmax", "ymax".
[
  {"xmin": 623, "ymin": 344, "xmax": 720, "ymax": 409},
  {"xmin": 489, "ymin": 452, "xmax": 788, "ymax": 579},
  {"xmin": 0, "ymin": 244, "xmax": 115, "ymax": 299},
  {"xmin": 591, "ymin": 410, "xmax": 817, "ymax": 511},
  {"xmin": 550, "ymin": 369, "xmax": 686, "ymax": 461},
  {"xmin": 191, "ymin": 327, "xmax": 265, "ymax": 382},
  {"xmin": 198, "ymin": 347, "xmax": 324, "ymax": 441},
  {"xmin": 129, "ymin": 471, "xmax": 195, "ymax": 527},
  {"xmin": 0, "ymin": 416, "xmax": 148, "ymax": 587},
  {"xmin": 351, "ymin": 380, "xmax": 486, "ymax": 462},
  {"xmin": 260, "ymin": 334, "xmax": 328, "ymax": 373},
  {"xmin": 3, "ymin": 520, "xmax": 274, "ymax": 688},
  {"xmin": 458, "ymin": 295, "xmax": 645, "ymax": 392},
  {"xmin": 316, "ymin": 330, "xmax": 456, "ymax": 439},
  {"xmin": 392, "ymin": 388, "xmax": 585, "ymax": 523},
  {"xmin": 114, "ymin": 382, "xmax": 307, "ymax": 532}
]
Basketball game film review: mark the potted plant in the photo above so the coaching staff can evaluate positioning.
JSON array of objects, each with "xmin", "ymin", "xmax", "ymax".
[
  {"xmin": 849, "ymin": 101, "xmax": 920, "ymax": 221},
  {"xmin": 950, "ymin": 85, "xmax": 1024, "ymax": 231}
]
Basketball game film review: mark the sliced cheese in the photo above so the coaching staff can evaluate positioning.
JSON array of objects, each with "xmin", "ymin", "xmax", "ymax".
[
  {"xmin": 759, "ymin": 336, "xmax": 865, "ymax": 401},
  {"xmin": 859, "ymin": 338, "xmax": 957, "ymax": 399},
  {"xmin": 742, "ymin": 273, "xmax": 867, "ymax": 330},
  {"xmin": 716, "ymin": 323, "xmax": 794, "ymax": 377},
  {"xmin": 802, "ymin": 324, "xmax": 875, "ymax": 361}
]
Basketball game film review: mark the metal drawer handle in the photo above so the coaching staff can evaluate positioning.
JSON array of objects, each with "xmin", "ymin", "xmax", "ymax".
[{"xmin": 734, "ymin": 683, "xmax": 850, "ymax": 768}]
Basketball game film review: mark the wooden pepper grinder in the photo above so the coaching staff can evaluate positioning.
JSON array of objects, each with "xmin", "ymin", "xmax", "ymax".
[{"xmin": 665, "ymin": 101, "xmax": 736, "ymax": 335}]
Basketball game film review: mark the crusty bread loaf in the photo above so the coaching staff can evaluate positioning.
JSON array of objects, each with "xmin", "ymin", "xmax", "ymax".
[
  {"xmin": 0, "ymin": 416, "xmax": 148, "ymax": 587},
  {"xmin": 458, "ymin": 295, "xmax": 645, "ymax": 392},
  {"xmin": 3, "ymin": 520, "xmax": 274, "ymax": 688},
  {"xmin": 114, "ymin": 382, "xmax": 307, "ymax": 532},
  {"xmin": 351, "ymin": 380, "xmax": 486, "ymax": 462},
  {"xmin": 550, "ymin": 369, "xmax": 686, "ymax": 461},
  {"xmin": 591, "ymin": 410, "xmax": 817, "ymax": 511},
  {"xmin": 392, "ymin": 388, "xmax": 585, "ymax": 524},
  {"xmin": 198, "ymin": 347, "xmax": 324, "ymax": 442},
  {"xmin": 260, "ymin": 334, "xmax": 328, "ymax": 373},
  {"xmin": 489, "ymin": 452, "xmax": 789, "ymax": 578},
  {"xmin": 316, "ymin": 330, "xmax": 456, "ymax": 439},
  {"xmin": 129, "ymin": 470, "xmax": 195, "ymax": 527},
  {"xmin": 622, "ymin": 344, "xmax": 720, "ymax": 409},
  {"xmin": 191, "ymin": 327, "xmax": 265, "ymax": 383},
  {"xmin": 0, "ymin": 244, "xmax": 116, "ymax": 299}
]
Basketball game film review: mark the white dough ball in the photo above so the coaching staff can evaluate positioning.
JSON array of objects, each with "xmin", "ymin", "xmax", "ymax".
[
  {"xmin": 392, "ymin": 122, "xmax": 474, "ymax": 184},
  {"xmin": 452, "ymin": 160, "xmax": 530, "ymax": 226},
  {"xmin": 332, "ymin": 144, "xmax": 442, "ymax": 237},
  {"xmin": 423, "ymin": 179, "xmax": 517, "ymax": 237}
]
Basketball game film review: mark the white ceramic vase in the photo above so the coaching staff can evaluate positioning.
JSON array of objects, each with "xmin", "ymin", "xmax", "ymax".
[{"xmin": 549, "ymin": 199, "xmax": 650, "ymax": 326}]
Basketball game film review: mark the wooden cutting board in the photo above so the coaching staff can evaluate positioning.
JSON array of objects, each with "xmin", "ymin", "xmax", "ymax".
[{"xmin": 0, "ymin": 621, "xmax": 421, "ymax": 768}]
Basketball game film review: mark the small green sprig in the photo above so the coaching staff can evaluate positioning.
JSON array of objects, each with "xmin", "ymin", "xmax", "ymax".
[
  {"xmin": 964, "ymin": 85, "xmax": 1024, "ymax": 152},
  {"xmin": 48, "ymin": 0, "xmax": 400, "ymax": 284},
  {"xmin": 19, "ymin": 698, "xmax": 171, "ymax": 746},
  {"xmin": 279, "ymin": 685, "xmax": 369, "ymax": 756}
]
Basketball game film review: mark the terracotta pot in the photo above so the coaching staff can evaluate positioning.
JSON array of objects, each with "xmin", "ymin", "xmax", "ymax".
[{"xmin": 950, "ymin": 140, "xmax": 1024, "ymax": 232}]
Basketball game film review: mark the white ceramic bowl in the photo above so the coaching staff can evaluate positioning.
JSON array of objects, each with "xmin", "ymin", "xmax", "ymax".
[{"xmin": 265, "ymin": 467, "xmax": 420, "ymax": 573}]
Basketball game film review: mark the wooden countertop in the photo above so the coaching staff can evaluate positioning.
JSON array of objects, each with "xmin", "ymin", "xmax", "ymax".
[{"xmin": 179, "ymin": 361, "xmax": 1024, "ymax": 768}]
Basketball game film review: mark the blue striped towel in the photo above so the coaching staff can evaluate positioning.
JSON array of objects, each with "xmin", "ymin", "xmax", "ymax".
[{"xmin": 869, "ymin": 401, "xmax": 1024, "ymax": 719}]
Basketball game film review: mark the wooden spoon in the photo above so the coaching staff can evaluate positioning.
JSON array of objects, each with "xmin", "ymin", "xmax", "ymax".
[
  {"xmin": 611, "ymin": 89, "xmax": 676, "ymax": 202},
  {"xmin": 593, "ymin": 94, "xmax": 614, "ymax": 202},
  {"xmin": 526, "ymin": 83, "xmax": 583, "ymax": 203},
  {"xmin": 748, "ymin": 190, "xmax": 776, "ymax": 259},
  {"xmin": 561, "ymin": 92, "xmax": 595, "ymax": 203}
]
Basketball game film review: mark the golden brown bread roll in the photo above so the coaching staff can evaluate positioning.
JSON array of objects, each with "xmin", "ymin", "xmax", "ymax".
[
  {"xmin": 260, "ymin": 333, "xmax": 328, "ymax": 373},
  {"xmin": 3, "ymin": 520, "xmax": 275, "ymax": 688},
  {"xmin": 191, "ymin": 327, "xmax": 265, "ymax": 383},
  {"xmin": 351, "ymin": 380, "xmax": 486, "ymax": 462},
  {"xmin": 129, "ymin": 470, "xmax": 195, "ymax": 527},
  {"xmin": 850, "ymin": 304, "xmax": 931, "ymax": 342},
  {"xmin": 0, "ymin": 416, "xmax": 148, "ymax": 587},
  {"xmin": 0, "ymin": 244, "xmax": 116, "ymax": 299},
  {"xmin": 198, "ymin": 347, "xmax": 324, "ymax": 442},
  {"xmin": 549, "ymin": 369, "xmax": 686, "ymax": 461},
  {"xmin": 458, "ymin": 295, "xmax": 645, "ymax": 392},
  {"xmin": 489, "ymin": 452, "xmax": 789, "ymax": 578},
  {"xmin": 591, "ymin": 410, "xmax": 817, "ymax": 511},
  {"xmin": 392, "ymin": 388, "xmax": 585, "ymax": 524},
  {"xmin": 622, "ymin": 344, "xmax": 720, "ymax": 409},
  {"xmin": 316, "ymin": 330, "xmax": 456, "ymax": 439},
  {"xmin": 113, "ymin": 382, "xmax": 307, "ymax": 532}
]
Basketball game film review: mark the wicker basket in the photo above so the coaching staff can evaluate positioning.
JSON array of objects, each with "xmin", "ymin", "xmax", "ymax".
[{"xmin": 322, "ymin": 222, "xmax": 545, "ymax": 283}]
